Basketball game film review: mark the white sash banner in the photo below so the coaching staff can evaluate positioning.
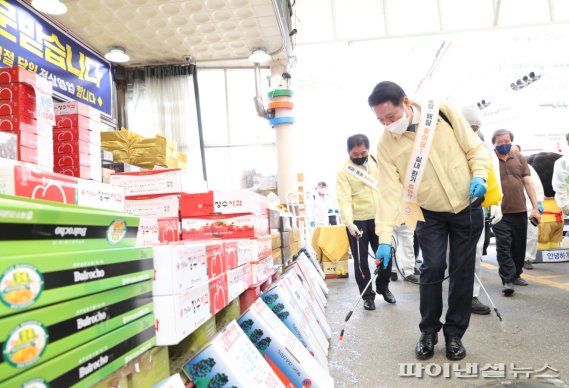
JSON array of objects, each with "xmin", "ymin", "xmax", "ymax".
[
  {"xmin": 397, "ymin": 100, "xmax": 440, "ymax": 230},
  {"xmin": 345, "ymin": 164, "xmax": 378, "ymax": 190}
]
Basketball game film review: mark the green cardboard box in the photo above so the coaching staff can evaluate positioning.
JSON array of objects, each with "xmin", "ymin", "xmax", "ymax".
[
  {"xmin": 0, "ymin": 281, "xmax": 153, "ymax": 381},
  {"xmin": 1, "ymin": 314, "xmax": 156, "ymax": 387},
  {"xmin": 0, "ymin": 195, "xmax": 139, "ymax": 256},
  {"xmin": 0, "ymin": 247, "xmax": 153, "ymax": 317}
]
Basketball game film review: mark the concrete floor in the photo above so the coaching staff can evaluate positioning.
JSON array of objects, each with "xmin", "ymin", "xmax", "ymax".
[{"xmin": 324, "ymin": 242, "xmax": 569, "ymax": 388}]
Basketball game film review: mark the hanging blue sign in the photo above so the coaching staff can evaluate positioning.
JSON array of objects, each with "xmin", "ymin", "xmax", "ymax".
[{"xmin": 0, "ymin": 0, "xmax": 112, "ymax": 116}]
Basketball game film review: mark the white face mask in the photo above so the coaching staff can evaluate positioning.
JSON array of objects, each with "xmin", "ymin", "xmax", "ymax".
[{"xmin": 385, "ymin": 106, "xmax": 409, "ymax": 135}]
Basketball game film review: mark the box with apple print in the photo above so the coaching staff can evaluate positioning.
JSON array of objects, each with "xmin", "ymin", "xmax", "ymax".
[{"xmin": 181, "ymin": 213, "xmax": 256, "ymax": 241}]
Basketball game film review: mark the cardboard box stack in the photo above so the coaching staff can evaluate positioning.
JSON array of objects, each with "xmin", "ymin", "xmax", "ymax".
[
  {"xmin": 182, "ymin": 321, "xmax": 285, "ymax": 387},
  {"xmin": 53, "ymin": 101, "xmax": 102, "ymax": 181},
  {"xmin": 0, "ymin": 159, "xmax": 125, "ymax": 212},
  {"xmin": 238, "ymin": 299, "xmax": 334, "ymax": 387},
  {"xmin": 180, "ymin": 190, "xmax": 275, "ymax": 313},
  {"xmin": 0, "ymin": 66, "xmax": 54, "ymax": 172},
  {"xmin": 101, "ymin": 128, "xmax": 185, "ymax": 169},
  {"xmin": 0, "ymin": 194, "xmax": 156, "ymax": 386},
  {"xmin": 111, "ymin": 168, "xmax": 183, "ymax": 244}
]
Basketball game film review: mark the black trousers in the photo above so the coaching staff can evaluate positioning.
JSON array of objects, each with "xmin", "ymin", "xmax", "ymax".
[
  {"xmin": 482, "ymin": 217, "xmax": 491, "ymax": 256},
  {"xmin": 492, "ymin": 212, "xmax": 528, "ymax": 283},
  {"xmin": 415, "ymin": 202, "xmax": 483, "ymax": 338},
  {"xmin": 347, "ymin": 219, "xmax": 393, "ymax": 300}
]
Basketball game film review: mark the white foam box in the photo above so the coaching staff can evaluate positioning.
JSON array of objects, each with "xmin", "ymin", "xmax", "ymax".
[
  {"xmin": 182, "ymin": 321, "xmax": 284, "ymax": 388},
  {"xmin": 153, "ymin": 281, "xmax": 211, "ymax": 346},
  {"xmin": 76, "ymin": 177, "xmax": 125, "ymax": 212},
  {"xmin": 261, "ymin": 282, "xmax": 328, "ymax": 370},
  {"xmin": 236, "ymin": 239, "xmax": 254, "ymax": 267},
  {"xmin": 299, "ymin": 254, "xmax": 329, "ymax": 303},
  {"xmin": 283, "ymin": 270, "xmax": 332, "ymax": 342},
  {"xmin": 125, "ymin": 194, "xmax": 180, "ymax": 218},
  {"xmin": 158, "ymin": 217, "xmax": 180, "ymax": 243},
  {"xmin": 110, "ymin": 168, "xmax": 182, "ymax": 196},
  {"xmin": 209, "ymin": 273, "xmax": 229, "ymax": 315},
  {"xmin": 54, "ymin": 101, "xmax": 100, "ymax": 122},
  {"xmin": 287, "ymin": 261, "xmax": 326, "ymax": 316},
  {"xmin": 238, "ymin": 299, "xmax": 334, "ymax": 388},
  {"xmin": 152, "ymin": 244, "xmax": 208, "ymax": 295},
  {"xmin": 251, "ymin": 254, "xmax": 275, "ymax": 286},
  {"xmin": 180, "ymin": 190, "xmax": 268, "ymax": 217},
  {"xmin": 227, "ymin": 263, "xmax": 251, "ymax": 301},
  {"xmin": 251, "ymin": 235, "xmax": 272, "ymax": 261},
  {"xmin": 136, "ymin": 217, "xmax": 160, "ymax": 246}
]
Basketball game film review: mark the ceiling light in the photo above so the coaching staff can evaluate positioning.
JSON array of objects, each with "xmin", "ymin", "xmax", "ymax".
[
  {"xmin": 248, "ymin": 48, "xmax": 271, "ymax": 64},
  {"xmin": 31, "ymin": 0, "xmax": 67, "ymax": 15},
  {"xmin": 104, "ymin": 46, "xmax": 130, "ymax": 63}
]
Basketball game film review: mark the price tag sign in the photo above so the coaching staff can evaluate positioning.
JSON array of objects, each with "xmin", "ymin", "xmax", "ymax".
[
  {"xmin": 35, "ymin": 76, "xmax": 55, "ymax": 125},
  {"xmin": 541, "ymin": 249, "xmax": 569, "ymax": 263}
]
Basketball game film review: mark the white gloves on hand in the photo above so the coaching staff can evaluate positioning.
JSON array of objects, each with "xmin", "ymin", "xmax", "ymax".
[
  {"xmin": 347, "ymin": 223, "xmax": 361, "ymax": 237},
  {"xmin": 490, "ymin": 205, "xmax": 503, "ymax": 225}
]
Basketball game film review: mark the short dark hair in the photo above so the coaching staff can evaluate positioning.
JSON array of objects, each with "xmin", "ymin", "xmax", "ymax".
[
  {"xmin": 513, "ymin": 144, "xmax": 521, "ymax": 152},
  {"xmin": 491, "ymin": 129, "xmax": 514, "ymax": 144},
  {"xmin": 347, "ymin": 134, "xmax": 370, "ymax": 151},
  {"xmin": 317, "ymin": 181, "xmax": 327, "ymax": 188},
  {"xmin": 368, "ymin": 81, "xmax": 406, "ymax": 107}
]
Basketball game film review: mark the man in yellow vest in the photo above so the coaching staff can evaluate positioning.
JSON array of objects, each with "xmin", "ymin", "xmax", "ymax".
[
  {"xmin": 369, "ymin": 81, "xmax": 490, "ymax": 361},
  {"xmin": 336, "ymin": 134, "xmax": 395, "ymax": 312}
]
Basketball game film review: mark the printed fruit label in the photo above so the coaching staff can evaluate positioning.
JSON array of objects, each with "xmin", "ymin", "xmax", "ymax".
[
  {"xmin": 3, "ymin": 320, "xmax": 48, "ymax": 368},
  {"xmin": 0, "ymin": 264, "xmax": 44, "ymax": 309},
  {"xmin": 21, "ymin": 378, "xmax": 49, "ymax": 388},
  {"xmin": 106, "ymin": 218, "xmax": 127, "ymax": 245}
]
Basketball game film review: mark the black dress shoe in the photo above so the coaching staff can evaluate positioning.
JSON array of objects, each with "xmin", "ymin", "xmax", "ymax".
[
  {"xmin": 445, "ymin": 335, "xmax": 466, "ymax": 360},
  {"xmin": 390, "ymin": 272, "xmax": 398, "ymax": 281},
  {"xmin": 378, "ymin": 289, "xmax": 396, "ymax": 304},
  {"xmin": 363, "ymin": 299, "xmax": 375, "ymax": 310},
  {"xmin": 405, "ymin": 274, "xmax": 419, "ymax": 283},
  {"xmin": 415, "ymin": 332, "xmax": 437, "ymax": 360},
  {"xmin": 471, "ymin": 297, "xmax": 491, "ymax": 315}
]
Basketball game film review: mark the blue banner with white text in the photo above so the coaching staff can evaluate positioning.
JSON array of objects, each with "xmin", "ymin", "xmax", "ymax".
[{"xmin": 0, "ymin": 0, "xmax": 112, "ymax": 116}]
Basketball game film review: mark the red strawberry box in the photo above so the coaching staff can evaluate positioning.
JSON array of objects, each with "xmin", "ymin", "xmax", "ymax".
[
  {"xmin": 158, "ymin": 217, "xmax": 180, "ymax": 243},
  {"xmin": 53, "ymin": 113, "xmax": 90, "ymax": 129},
  {"xmin": 54, "ymin": 164, "xmax": 91, "ymax": 179},
  {"xmin": 0, "ymin": 100, "xmax": 37, "ymax": 118},
  {"xmin": 0, "ymin": 67, "xmax": 36, "ymax": 86},
  {"xmin": 209, "ymin": 274, "xmax": 229, "ymax": 315},
  {"xmin": 205, "ymin": 241, "xmax": 227, "ymax": 278},
  {"xmin": 15, "ymin": 130, "xmax": 38, "ymax": 149},
  {"xmin": 53, "ymin": 139, "xmax": 90, "ymax": 155},
  {"xmin": 0, "ymin": 114, "xmax": 36, "ymax": 132},
  {"xmin": 181, "ymin": 214, "xmax": 256, "ymax": 241},
  {"xmin": 54, "ymin": 152, "xmax": 90, "ymax": 167},
  {"xmin": 18, "ymin": 145, "xmax": 37, "ymax": 164},
  {"xmin": 0, "ymin": 163, "xmax": 77, "ymax": 204},
  {"xmin": 0, "ymin": 83, "xmax": 36, "ymax": 103},
  {"xmin": 180, "ymin": 190, "xmax": 268, "ymax": 217},
  {"xmin": 53, "ymin": 126, "xmax": 90, "ymax": 143}
]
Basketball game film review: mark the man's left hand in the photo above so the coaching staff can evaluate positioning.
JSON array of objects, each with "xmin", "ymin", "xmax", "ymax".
[{"xmin": 469, "ymin": 177, "xmax": 487, "ymax": 199}]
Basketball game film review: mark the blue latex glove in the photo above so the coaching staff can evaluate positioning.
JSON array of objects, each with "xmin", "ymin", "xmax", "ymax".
[
  {"xmin": 469, "ymin": 177, "xmax": 487, "ymax": 199},
  {"xmin": 375, "ymin": 244, "xmax": 391, "ymax": 269},
  {"xmin": 538, "ymin": 202, "xmax": 544, "ymax": 214}
]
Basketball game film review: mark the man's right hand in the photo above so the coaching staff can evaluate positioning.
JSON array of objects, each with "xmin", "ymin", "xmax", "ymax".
[
  {"xmin": 375, "ymin": 244, "xmax": 392, "ymax": 269},
  {"xmin": 563, "ymin": 206, "xmax": 569, "ymax": 216},
  {"xmin": 347, "ymin": 223, "xmax": 361, "ymax": 237}
]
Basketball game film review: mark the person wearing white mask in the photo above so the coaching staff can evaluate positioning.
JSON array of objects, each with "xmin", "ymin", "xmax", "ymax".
[
  {"xmin": 309, "ymin": 181, "xmax": 333, "ymax": 227},
  {"xmin": 369, "ymin": 81, "xmax": 490, "ymax": 361}
]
